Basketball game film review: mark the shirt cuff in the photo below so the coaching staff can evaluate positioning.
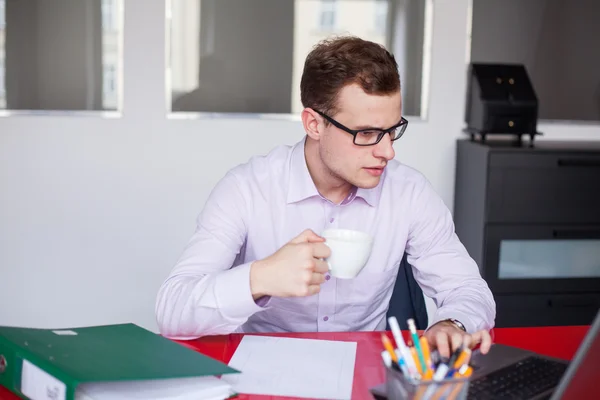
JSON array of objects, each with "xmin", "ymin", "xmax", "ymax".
[
  {"xmin": 213, "ymin": 262, "xmax": 271, "ymax": 320},
  {"xmin": 428, "ymin": 310, "xmax": 478, "ymax": 334}
]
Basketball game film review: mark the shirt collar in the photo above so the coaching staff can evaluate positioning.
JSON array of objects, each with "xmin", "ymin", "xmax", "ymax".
[
  {"xmin": 287, "ymin": 137, "xmax": 383, "ymax": 207},
  {"xmin": 287, "ymin": 137, "xmax": 320, "ymax": 204}
]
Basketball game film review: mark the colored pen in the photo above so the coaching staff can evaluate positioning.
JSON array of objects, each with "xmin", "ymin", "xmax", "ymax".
[
  {"xmin": 394, "ymin": 349, "xmax": 411, "ymax": 377},
  {"xmin": 453, "ymin": 363, "xmax": 473, "ymax": 378},
  {"xmin": 381, "ymin": 350, "xmax": 392, "ymax": 368},
  {"xmin": 388, "ymin": 316, "xmax": 420, "ymax": 378},
  {"xmin": 419, "ymin": 336, "xmax": 434, "ymax": 380},
  {"xmin": 421, "ymin": 360, "xmax": 452, "ymax": 400},
  {"xmin": 452, "ymin": 348, "xmax": 471, "ymax": 369},
  {"xmin": 410, "ymin": 347, "xmax": 423, "ymax": 374},
  {"xmin": 381, "ymin": 333, "xmax": 399, "ymax": 364},
  {"xmin": 419, "ymin": 336, "xmax": 433, "ymax": 367},
  {"xmin": 381, "ymin": 335, "xmax": 408, "ymax": 375},
  {"xmin": 430, "ymin": 348, "xmax": 441, "ymax": 366},
  {"xmin": 407, "ymin": 318, "xmax": 427, "ymax": 373},
  {"xmin": 448, "ymin": 346, "xmax": 463, "ymax": 367},
  {"xmin": 432, "ymin": 361, "xmax": 449, "ymax": 382},
  {"xmin": 446, "ymin": 382, "xmax": 467, "ymax": 400},
  {"xmin": 444, "ymin": 346, "xmax": 465, "ymax": 377}
]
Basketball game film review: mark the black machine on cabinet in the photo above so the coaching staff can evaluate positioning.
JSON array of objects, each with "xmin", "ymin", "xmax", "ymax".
[
  {"xmin": 453, "ymin": 139, "xmax": 600, "ymax": 328},
  {"xmin": 464, "ymin": 63, "xmax": 540, "ymax": 143}
]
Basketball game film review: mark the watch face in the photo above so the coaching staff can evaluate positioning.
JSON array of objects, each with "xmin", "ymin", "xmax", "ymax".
[{"xmin": 451, "ymin": 319, "xmax": 466, "ymax": 331}]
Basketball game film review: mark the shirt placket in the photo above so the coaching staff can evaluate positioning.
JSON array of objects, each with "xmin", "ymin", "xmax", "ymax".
[{"xmin": 317, "ymin": 202, "xmax": 339, "ymax": 331}]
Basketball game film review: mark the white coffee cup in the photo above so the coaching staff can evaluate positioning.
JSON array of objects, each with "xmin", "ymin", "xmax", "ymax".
[{"xmin": 321, "ymin": 228, "xmax": 374, "ymax": 279}]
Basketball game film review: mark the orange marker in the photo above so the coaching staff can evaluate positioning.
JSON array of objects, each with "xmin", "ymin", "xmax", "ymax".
[
  {"xmin": 453, "ymin": 363, "xmax": 473, "ymax": 378},
  {"xmin": 381, "ymin": 334, "xmax": 399, "ymax": 364},
  {"xmin": 418, "ymin": 337, "xmax": 434, "ymax": 380},
  {"xmin": 461, "ymin": 366, "xmax": 473, "ymax": 377},
  {"xmin": 452, "ymin": 348, "xmax": 472, "ymax": 369},
  {"xmin": 419, "ymin": 337, "xmax": 432, "ymax": 366},
  {"xmin": 446, "ymin": 382, "xmax": 467, "ymax": 400},
  {"xmin": 410, "ymin": 347, "xmax": 424, "ymax": 374}
]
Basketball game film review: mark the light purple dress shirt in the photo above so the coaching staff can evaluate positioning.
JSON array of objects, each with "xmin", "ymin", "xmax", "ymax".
[{"xmin": 155, "ymin": 137, "xmax": 496, "ymax": 339}]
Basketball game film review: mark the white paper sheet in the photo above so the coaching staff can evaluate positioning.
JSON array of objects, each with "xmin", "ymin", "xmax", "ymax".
[{"xmin": 221, "ymin": 335, "xmax": 357, "ymax": 400}]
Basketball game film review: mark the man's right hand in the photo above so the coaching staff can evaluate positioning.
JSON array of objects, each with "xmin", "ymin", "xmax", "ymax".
[{"xmin": 250, "ymin": 229, "xmax": 331, "ymax": 299}]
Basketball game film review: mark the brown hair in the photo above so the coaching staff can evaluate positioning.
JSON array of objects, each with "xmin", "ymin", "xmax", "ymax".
[{"xmin": 300, "ymin": 35, "xmax": 400, "ymax": 117}]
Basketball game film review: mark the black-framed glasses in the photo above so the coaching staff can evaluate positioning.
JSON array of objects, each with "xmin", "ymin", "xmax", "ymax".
[{"xmin": 314, "ymin": 109, "xmax": 408, "ymax": 146}]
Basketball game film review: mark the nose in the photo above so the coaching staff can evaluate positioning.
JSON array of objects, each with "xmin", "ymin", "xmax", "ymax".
[{"xmin": 372, "ymin": 133, "xmax": 395, "ymax": 161}]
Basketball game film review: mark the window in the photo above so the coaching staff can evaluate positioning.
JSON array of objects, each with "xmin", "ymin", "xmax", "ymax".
[
  {"xmin": 319, "ymin": 0, "xmax": 336, "ymax": 31},
  {"xmin": 102, "ymin": 63, "xmax": 117, "ymax": 110},
  {"xmin": 168, "ymin": 0, "xmax": 431, "ymax": 117},
  {"xmin": 103, "ymin": 64, "xmax": 116, "ymax": 97},
  {"xmin": 0, "ymin": 64, "xmax": 4, "ymax": 96},
  {"xmin": 375, "ymin": 0, "xmax": 388, "ymax": 35},
  {"xmin": 0, "ymin": 0, "xmax": 4, "ymax": 108},
  {"xmin": 102, "ymin": 0, "xmax": 117, "ymax": 32},
  {"xmin": 0, "ymin": 0, "xmax": 5, "ymax": 30},
  {"xmin": 0, "ymin": 0, "xmax": 122, "ymax": 112}
]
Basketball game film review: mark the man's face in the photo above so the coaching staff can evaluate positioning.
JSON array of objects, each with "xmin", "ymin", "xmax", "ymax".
[{"xmin": 318, "ymin": 83, "xmax": 402, "ymax": 189}]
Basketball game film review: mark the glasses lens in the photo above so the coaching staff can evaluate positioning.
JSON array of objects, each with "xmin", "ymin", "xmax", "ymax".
[
  {"xmin": 354, "ymin": 130, "xmax": 381, "ymax": 145},
  {"xmin": 391, "ymin": 124, "xmax": 406, "ymax": 141},
  {"xmin": 353, "ymin": 122, "xmax": 406, "ymax": 146}
]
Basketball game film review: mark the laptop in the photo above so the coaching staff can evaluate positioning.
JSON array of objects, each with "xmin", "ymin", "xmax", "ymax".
[{"xmin": 370, "ymin": 310, "xmax": 599, "ymax": 399}]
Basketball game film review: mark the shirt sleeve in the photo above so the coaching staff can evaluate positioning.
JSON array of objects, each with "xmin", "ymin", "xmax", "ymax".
[
  {"xmin": 155, "ymin": 171, "xmax": 271, "ymax": 339},
  {"xmin": 405, "ymin": 177, "xmax": 496, "ymax": 333}
]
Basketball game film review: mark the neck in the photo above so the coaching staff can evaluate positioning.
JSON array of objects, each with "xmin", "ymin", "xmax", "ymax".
[{"xmin": 304, "ymin": 138, "xmax": 353, "ymax": 204}]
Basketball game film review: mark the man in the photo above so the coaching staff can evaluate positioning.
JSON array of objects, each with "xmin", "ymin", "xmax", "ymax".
[{"xmin": 156, "ymin": 36, "xmax": 495, "ymax": 358}]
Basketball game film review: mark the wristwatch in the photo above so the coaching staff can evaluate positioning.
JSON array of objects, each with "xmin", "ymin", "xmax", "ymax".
[{"xmin": 448, "ymin": 318, "xmax": 466, "ymax": 332}]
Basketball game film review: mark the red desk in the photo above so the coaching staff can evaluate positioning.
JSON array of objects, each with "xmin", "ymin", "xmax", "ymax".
[{"xmin": 0, "ymin": 326, "xmax": 590, "ymax": 400}]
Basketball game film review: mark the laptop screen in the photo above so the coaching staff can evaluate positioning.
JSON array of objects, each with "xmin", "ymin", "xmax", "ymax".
[{"xmin": 552, "ymin": 311, "xmax": 600, "ymax": 399}]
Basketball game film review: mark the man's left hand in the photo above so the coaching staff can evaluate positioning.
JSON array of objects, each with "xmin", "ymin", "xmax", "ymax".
[{"xmin": 423, "ymin": 320, "xmax": 492, "ymax": 359}]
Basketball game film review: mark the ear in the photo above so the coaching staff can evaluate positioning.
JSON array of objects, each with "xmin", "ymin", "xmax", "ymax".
[{"xmin": 301, "ymin": 108, "xmax": 323, "ymax": 141}]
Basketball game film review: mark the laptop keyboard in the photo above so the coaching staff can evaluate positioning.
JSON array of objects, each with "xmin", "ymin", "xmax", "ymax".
[{"xmin": 467, "ymin": 355, "xmax": 568, "ymax": 399}]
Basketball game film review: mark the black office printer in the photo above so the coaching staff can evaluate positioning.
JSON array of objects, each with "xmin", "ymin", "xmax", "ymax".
[{"xmin": 464, "ymin": 63, "xmax": 539, "ymax": 142}]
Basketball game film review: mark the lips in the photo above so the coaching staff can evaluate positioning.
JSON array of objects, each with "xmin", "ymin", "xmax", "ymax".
[{"xmin": 364, "ymin": 167, "xmax": 385, "ymax": 177}]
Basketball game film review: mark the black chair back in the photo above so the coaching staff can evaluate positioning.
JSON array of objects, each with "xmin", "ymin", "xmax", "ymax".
[{"xmin": 386, "ymin": 253, "xmax": 429, "ymax": 330}]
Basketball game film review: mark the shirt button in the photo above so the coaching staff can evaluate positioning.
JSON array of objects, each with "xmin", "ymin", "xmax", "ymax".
[
  {"xmin": 329, "ymin": 217, "xmax": 334, "ymax": 223},
  {"xmin": 323, "ymin": 316, "xmax": 329, "ymax": 321},
  {"xmin": 325, "ymin": 274, "xmax": 330, "ymax": 281}
]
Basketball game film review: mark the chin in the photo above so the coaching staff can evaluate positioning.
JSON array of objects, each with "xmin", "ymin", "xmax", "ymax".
[{"xmin": 353, "ymin": 176, "xmax": 381, "ymax": 189}]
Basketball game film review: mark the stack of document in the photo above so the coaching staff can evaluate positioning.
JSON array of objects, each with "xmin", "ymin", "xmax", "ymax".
[
  {"xmin": 0, "ymin": 323, "xmax": 239, "ymax": 400},
  {"xmin": 75, "ymin": 376, "xmax": 234, "ymax": 400}
]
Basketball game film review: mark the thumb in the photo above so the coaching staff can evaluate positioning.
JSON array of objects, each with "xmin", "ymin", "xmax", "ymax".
[{"xmin": 290, "ymin": 229, "xmax": 325, "ymax": 244}]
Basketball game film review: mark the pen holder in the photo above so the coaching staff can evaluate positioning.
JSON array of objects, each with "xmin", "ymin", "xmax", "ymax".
[{"xmin": 385, "ymin": 365, "xmax": 470, "ymax": 400}]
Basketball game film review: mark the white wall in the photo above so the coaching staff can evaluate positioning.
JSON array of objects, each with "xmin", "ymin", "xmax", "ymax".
[{"xmin": 0, "ymin": 0, "xmax": 599, "ymax": 331}]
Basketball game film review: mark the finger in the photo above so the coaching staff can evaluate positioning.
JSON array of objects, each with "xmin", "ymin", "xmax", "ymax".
[
  {"xmin": 450, "ymin": 332, "xmax": 464, "ymax": 353},
  {"xmin": 313, "ymin": 259, "xmax": 329, "ymax": 274},
  {"xmin": 290, "ymin": 229, "xmax": 325, "ymax": 244},
  {"xmin": 310, "ymin": 272, "xmax": 325, "ymax": 285},
  {"xmin": 307, "ymin": 284, "xmax": 321, "ymax": 296},
  {"xmin": 468, "ymin": 332, "xmax": 482, "ymax": 349},
  {"xmin": 435, "ymin": 331, "xmax": 451, "ymax": 359},
  {"xmin": 469, "ymin": 331, "xmax": 483, "ymax": 349},
  {"xmin": 310, "ymin": 242, "xmax": 332, "ymax": 259},
  {"xmin": 462, "ymin": 334, "xmax": 472, "ymax": 350},
  {"xmin": 479, "ymin": 330, "xmax": 493, "ymax": 354}
]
